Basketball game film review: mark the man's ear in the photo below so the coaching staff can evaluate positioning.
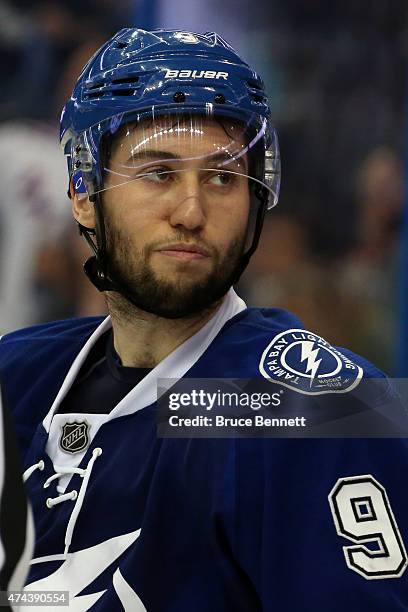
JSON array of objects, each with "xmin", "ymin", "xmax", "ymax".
[{"xmin": 70, "ymin": 180, "xmax": 96, "ymax": 229}]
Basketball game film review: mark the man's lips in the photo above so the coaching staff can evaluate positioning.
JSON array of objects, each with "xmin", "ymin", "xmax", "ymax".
[{"xmin": 155, "ymin": 243, "xmax": 211, "ymax": 260}]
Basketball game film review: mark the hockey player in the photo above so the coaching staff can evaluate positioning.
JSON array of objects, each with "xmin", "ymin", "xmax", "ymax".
[{"xmin": 0, "ymin": 29, "xmax": 407, "ymax": 611}]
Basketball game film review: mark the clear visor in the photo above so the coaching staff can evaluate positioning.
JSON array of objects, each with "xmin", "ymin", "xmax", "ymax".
[{"xmin": 71, "ymin": 111, "xmax": 280, "ymax": 209}]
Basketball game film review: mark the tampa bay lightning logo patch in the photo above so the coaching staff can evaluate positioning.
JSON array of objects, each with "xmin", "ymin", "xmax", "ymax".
[{"xmin": 259, "ymin": 329, "xmax": 363, "ymax": 395}]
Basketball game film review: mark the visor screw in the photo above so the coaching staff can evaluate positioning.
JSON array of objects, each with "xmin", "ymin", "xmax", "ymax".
[
  {"xmin": 75, "ymin": 160, "xmax": 82, "ymax": 168},
  {"xmin": 173, "ymin": 91, "xmax": 186, "ymax": 103},
  {"xmin": 214, "ymin": 94, "xmax": 225, "ymax": 104},
  {"xmin": 75, "ymin": 145, "xmax": 82, "ymax": 153}
]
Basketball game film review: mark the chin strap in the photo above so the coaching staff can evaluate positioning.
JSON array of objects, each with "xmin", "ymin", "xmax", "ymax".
[
  {"xmin": 78, "ymin": 191, "xmax": 118, "ymax": 292},
  {"xmin": 83, "ymin": 254, "xmax": 116, "ymax": 292},
  {"xmin": 78, "ymin": 222, "xmax": 119, "ymax": 292}
]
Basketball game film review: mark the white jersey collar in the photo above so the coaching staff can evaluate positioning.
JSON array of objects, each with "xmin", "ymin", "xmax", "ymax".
[{"xmin": 42, "ymin": 288, "xmax": 246, "ymax": 433}]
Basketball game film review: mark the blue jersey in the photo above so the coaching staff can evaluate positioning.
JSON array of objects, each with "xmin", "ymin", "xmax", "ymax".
[{"xmin": 1, "ymin": 290, "xmax": 407, "ymax": 611}]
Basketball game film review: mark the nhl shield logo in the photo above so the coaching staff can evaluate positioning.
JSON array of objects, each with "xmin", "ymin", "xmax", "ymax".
[{"xmin": 60, "ymin": 421, "xmax": 90, "ymax": 454}]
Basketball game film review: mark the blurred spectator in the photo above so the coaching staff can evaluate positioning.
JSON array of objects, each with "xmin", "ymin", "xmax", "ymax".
[
  {"xmin": 242, "ymin": 145, "xmax": 403, "ymax": 373},
  {"xmin": 0, "ymin": 120, "xmax": 70, "ymax": 332},
  {"xmin": 266, "ymin": 0, "xmax": 407, "ymax": 258},
  {"xmin": 0, "ymin": 37, "xmax": 108, "ymax": 333},
  {"xmin": 239, "ymin": 214, "xmax": 354, "ymax": 344},
  {"xmin": 337, "ymin": 147, "xmax": 403, "ymax": 372},
  {"xmin": 0, "ymin": 0, "xmax": 132, "ymax": 120}
]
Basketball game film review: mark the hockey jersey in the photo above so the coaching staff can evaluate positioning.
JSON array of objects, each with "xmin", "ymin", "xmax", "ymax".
[{"xmin": 0, "ymin": 289, "xmax": 407, "ymax": 611}]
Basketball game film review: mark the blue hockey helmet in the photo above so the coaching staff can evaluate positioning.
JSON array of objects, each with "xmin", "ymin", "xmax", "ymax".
[
  {"xmin": 60, "ymin": 29, "xmax": 281, "ymax": 315},
  {"xmin": 61, "ymin": 28, "xmax": 280, "ymax": 205}
]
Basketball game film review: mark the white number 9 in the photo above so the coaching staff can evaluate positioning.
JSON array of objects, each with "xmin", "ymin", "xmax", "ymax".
[{"xmin": 329, "ymin": 475, "xmax": 407, "ymax": 579}]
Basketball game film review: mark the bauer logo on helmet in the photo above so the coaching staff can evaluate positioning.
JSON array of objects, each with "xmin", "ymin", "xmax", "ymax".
[{"xmin": 164, "ymin": 69, "xmax": 229, "ymax": 80}]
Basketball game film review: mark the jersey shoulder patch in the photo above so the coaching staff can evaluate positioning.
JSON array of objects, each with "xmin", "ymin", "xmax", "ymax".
[{"xmin": 259, "ymin": 328, "xmax": 364, "ymax": 395}]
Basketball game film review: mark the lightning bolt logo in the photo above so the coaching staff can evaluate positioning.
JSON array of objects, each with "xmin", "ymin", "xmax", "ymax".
[
  {"xmin": 260, "ymin": 328, "xmax": 363, "ymax": 395},
  {"xmin": 23, "ymin": 530, "xmax": 146, "ymax": 611},
  {"xmin": 300, "ymin": 341, "xmax": 322, "ymax": 387}
]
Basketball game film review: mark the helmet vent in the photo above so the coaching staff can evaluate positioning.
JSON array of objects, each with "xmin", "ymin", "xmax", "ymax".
[
  {"xmin": 115, "ymin": 42, "xmax": 129, "ymax": 49},
  {"xmin": 84, "ymin": 75, "xmax": 141, "ymax": 99},
  {"xmin": 111, "ymin": 76, "xmax": 139, "ymax": 85},
  {"xmin": 86, "ymin": 91, "xmax": 104, "ymax": 99},
  {"xmin": 113, "ymin": 89, "xmax": 136, "ymax": 97},
  {"xmin": 88, "ymin": 82, "xmax": 104, "ymax": 90}
]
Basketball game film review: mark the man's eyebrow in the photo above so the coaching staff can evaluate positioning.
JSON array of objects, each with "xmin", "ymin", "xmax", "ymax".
[
  {"xmin": 204, "ymin": 151, "xmax": 248, "ymax": 169},
  {"xmin": 128, "ymin": 150, "xmax": 182, "ymax": 161},
  {"xmin": 127, "ymin": 149, "xmax": 248, "ymax": 169}
]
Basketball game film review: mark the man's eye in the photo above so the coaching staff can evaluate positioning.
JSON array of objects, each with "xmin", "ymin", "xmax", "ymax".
[
  {"xmin": 208, "ymin": 171, "xmax": 232, "ymax": 186},
  {"xmin": 143, "ymin": 168, "xmax": 171, "ymax": 183}
]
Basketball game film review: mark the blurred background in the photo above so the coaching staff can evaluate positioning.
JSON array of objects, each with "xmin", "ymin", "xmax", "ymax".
[{"xmin": 0, "ymin": 0, "xmax": 406, "ymax": 374}]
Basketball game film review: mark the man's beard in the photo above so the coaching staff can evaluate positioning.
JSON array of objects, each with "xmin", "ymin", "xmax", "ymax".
[{"xmin": 103, "ymin": 225, "xmax": 246, "ymax": 319}]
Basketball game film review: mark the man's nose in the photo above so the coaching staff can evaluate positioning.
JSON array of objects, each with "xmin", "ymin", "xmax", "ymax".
[{"xmin": 168, "ymin": 173, "xmax": 206, "ymax": 231}]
